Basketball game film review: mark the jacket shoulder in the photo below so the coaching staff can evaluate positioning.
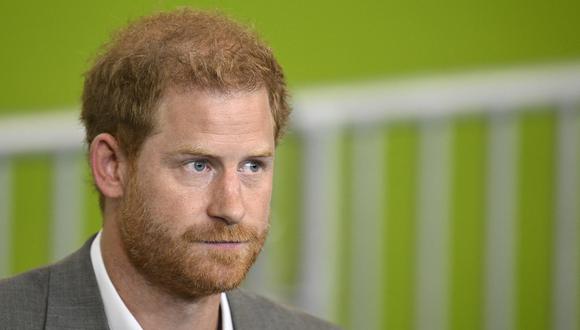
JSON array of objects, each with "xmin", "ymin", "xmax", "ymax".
[
  {"xmin": 0, "ymin": 266, "xmax": 51, "ymax": 329},
  {"xmin": 227, "ymin": 289, "xmax": 341, "ymax": 330}
]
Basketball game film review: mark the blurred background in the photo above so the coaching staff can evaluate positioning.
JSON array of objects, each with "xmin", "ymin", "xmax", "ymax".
[{"xmin": 1, "ymin": 1, "xmax": 579, "ymax": 330}]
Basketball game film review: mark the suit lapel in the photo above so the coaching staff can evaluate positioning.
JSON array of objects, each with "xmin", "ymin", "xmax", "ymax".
[
  {"xmin": 45, "ymin": 236, "xmax": 110, "ymax": 330},
  {"xmin": 227, "ymin": 289, "xmax": 273, "ymax": 330}
]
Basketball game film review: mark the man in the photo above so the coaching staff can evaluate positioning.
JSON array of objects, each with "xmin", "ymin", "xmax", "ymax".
[{"xmin": 0, "ymin": 9, "xmax": 339, "ymax": 330}]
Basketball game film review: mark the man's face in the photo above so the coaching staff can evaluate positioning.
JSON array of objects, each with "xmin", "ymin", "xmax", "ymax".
[{"xmin": 118, "ymin": 88, "xmax": 275, "ymax": 299}]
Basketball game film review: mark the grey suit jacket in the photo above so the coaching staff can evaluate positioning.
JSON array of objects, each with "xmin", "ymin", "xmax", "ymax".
[{"xmin": 0, "ymin": 237, "xmax": 339, "ymax": 330}]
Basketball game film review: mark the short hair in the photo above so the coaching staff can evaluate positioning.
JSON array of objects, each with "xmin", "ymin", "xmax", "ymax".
[{"xmin": 81, "ymin": 8, "xmax": 290, "ymax": 161}]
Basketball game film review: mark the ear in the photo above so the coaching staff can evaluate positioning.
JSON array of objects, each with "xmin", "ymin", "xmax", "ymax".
[{"xmin": 89, "ymin": 133, "xmax": 129, "ymax": 199}]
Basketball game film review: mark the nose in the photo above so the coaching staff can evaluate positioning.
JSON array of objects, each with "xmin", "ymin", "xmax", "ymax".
[{"xmin": 207, "ymin": 169, "xmax": 246, "ymax": 225}]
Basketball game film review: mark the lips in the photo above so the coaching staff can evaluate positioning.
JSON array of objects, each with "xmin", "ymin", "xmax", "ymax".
[
  {"xmin": 196, "ymin": 240, "xmax": 249, "ymax": 250},
  {"xmin": 200, "ymin": 240, "xmax": 248, "ymax": 244}
]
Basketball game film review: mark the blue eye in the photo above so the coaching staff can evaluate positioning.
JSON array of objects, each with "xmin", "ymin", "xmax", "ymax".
[
  {"xmin": 189, "ymin": 160, "xmax": 208, "ymax": 172},
  {"xmin": 242, "ymin": 161, "xmax": 261, "ymax": 173}
]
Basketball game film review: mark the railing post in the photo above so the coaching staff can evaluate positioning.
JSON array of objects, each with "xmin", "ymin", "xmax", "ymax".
[
  {"xmin": 415, "ymin": 118, "xmax": 452, "ymax": 330},
  {"xmin": 297, "ymin": 126, "xmax": 342, "ymax": 321},
  {"xmin": 51, "ymin": 151, "xmax": 83, "ymax": 260},
  {"xmin": 484, "ymin": 111, "xmax": 518, "ymax": 330},
  {"xmin": 0, "ymin": 157, "xmax": 11, "ymax": 277},
  {"xmin": 552, "ymin": 103, "xmax": 580, "ymax": 330}
]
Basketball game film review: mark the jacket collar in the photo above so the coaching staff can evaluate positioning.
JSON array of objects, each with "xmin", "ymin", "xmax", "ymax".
[
  {"xmin": 45, "ymin": 235, "xmax": 110, "ymax": 329},
  {"xmin": 226, "ymin": 289, "xmax": 270, "ymax": 329}
]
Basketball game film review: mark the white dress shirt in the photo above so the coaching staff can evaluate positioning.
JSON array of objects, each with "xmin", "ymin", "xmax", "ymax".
[{"xmin": 90, "ymin": 231, "xmax": 234, "ymax": 330}]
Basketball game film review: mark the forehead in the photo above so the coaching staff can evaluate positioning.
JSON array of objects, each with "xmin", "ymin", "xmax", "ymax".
[{"xmin": 150, "ymin": 88, "xmax": 275, "ymax": 149}]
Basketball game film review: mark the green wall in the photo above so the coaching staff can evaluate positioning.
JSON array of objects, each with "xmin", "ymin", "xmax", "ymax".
[{"xmin": 1, "ymin": 0, "xmax": 580, "ymax": 112}]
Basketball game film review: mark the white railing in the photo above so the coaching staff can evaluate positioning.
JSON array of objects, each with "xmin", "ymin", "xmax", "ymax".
[{"xmin": 291, "ymin": 63, "xmax": 580, "ymax": 330}]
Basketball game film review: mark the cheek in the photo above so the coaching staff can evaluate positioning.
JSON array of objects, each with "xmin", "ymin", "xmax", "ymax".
[{"xmin": 143, "ymin": 178, "xmax": 210, "ymax": 223}]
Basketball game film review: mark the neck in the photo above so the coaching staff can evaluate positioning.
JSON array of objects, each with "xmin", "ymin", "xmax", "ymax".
[{"xmin": 100, "ymin": 220, "xmax": 221, "ymax": 330}]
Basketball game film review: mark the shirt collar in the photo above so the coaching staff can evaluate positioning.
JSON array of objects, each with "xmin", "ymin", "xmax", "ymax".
[{"xmin": 90, "ymin": 231, "xmax": 234, "ymax": 330}]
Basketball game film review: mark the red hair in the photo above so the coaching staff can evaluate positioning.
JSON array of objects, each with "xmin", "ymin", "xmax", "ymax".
[{"xmin": 81, "ymin": 8, "xmax": 290, "ymax": 160}]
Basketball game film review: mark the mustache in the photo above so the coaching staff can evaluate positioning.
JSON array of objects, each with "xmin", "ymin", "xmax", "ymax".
[{"xmin": 181, "ymin": 223, "xmax": 267, "ymax": 243}]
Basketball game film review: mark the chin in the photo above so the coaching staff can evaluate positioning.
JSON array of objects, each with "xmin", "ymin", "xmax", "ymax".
[{"xmin": 163, "ymin": 263, "xmax": 253, "ymax": 299}]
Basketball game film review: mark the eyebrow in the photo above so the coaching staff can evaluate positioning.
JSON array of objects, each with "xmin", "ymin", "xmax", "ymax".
[{"xmin": 165, "ymin": 145, "xmax": 274, "ymax": 159}]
